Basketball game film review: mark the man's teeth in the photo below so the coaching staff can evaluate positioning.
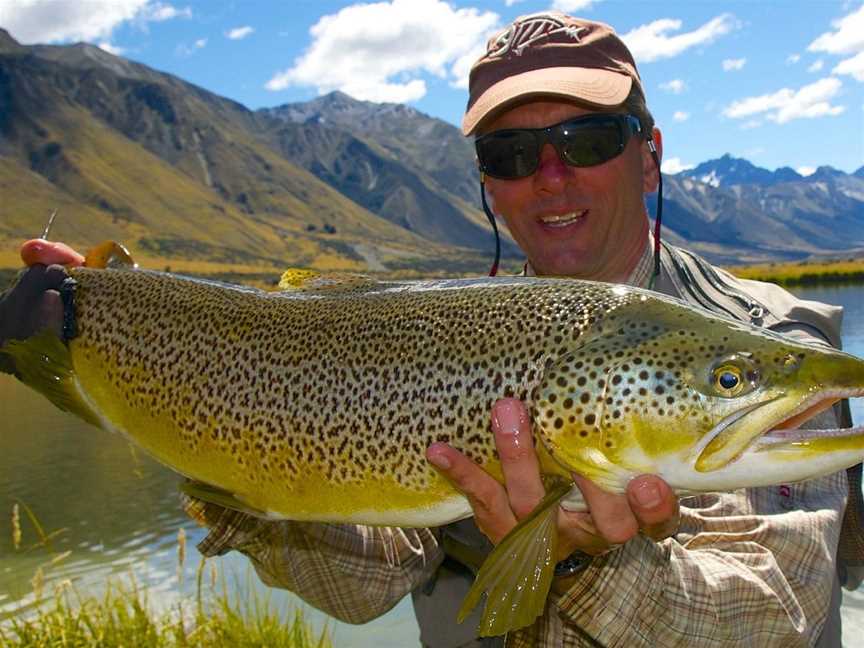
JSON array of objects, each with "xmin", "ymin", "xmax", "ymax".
[{"xmin": 540, "ymin": 210, "xmax": 588, "ymax": 227}]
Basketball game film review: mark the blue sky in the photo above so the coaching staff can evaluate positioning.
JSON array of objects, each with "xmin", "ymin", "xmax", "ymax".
[{"xmin": 1, "ymin": 0, "xmax": 862, "ymax": 174}]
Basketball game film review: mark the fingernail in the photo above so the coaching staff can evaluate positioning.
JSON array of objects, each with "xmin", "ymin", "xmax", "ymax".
[
  {"xmin": 493, "ymin": 399, "xmax": 523, "ymax": 436},
  {"xmin": 633, "ymin": 480, "xmax": 661, "ymax": 508},
  {"xmin": 427, "ymin": 452, "xmax": 451, "ymax": 470}
]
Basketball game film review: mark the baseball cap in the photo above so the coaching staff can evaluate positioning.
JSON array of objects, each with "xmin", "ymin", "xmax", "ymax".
[{"xmin": 462, "ymin": 12, "xmax": 643, "ymax": 135}]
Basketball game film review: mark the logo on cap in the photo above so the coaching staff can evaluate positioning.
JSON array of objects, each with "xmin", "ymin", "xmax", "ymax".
[{"xmin": 487, "ymin": 13, "xmax": 587, "ymax": 59}]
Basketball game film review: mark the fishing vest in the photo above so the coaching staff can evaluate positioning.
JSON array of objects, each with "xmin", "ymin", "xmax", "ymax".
[{"xmin": 412, "ymin": 244, "xmax": 862, "ymax": 648}]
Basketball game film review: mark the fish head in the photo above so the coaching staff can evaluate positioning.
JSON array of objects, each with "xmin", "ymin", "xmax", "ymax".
[{"xmin": 532, "ymin": 293, "xmax": 864, "ymax": 492}]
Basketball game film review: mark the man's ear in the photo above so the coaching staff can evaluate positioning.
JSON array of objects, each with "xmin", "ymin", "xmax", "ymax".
[{"xmin": 642, "ymin": 127, "xmax": 663, "ymax": 193}]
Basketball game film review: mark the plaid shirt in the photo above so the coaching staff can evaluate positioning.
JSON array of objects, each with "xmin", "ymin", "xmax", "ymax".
[{"xmin": 183, "ymin": 238, "xmax": 848, "ymax": 646}]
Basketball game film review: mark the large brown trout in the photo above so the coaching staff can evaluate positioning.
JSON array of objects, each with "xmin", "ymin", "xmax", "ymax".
[{"xmin": 4, "ymin": 250, "xmax": 864, "ymax": 636}]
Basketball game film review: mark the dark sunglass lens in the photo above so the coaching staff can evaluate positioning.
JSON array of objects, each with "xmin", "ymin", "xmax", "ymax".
[
  {"xmin": 559, "ymin": 119, "xmax": 624, "ymax": 167},
  {"xmin": 479, "ymin": 131, "xmax": 539, "ymax": 178}
]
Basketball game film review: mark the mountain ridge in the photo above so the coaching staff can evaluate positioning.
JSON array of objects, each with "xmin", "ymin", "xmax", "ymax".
[{"xmin": 0, "ymin": 34, "xmax": 861, "ymax": 275}]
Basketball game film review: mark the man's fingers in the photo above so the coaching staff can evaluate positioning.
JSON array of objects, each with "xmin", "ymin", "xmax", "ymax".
[
  {"xmin": 426, "ymin": 442, "xmax": 517, "ymax": 543},
  {"xmin": 556, "ymin": 509, "xmax": 613, "ymax": 558},
  {"xmin": 16, "ymin": 263, "xmax": 69, "ymax": 294},
  {"xmin": 573, "ymin": 474, "xmax": 639, "ymax": 545},
  {"xmin": 20, "ymin": 239, "xmax": 85, "ymax": 268},
  {"xmin": 626, "ymin": 474, "xmax": 680, "ymax": 541},
  {"xmin": 0, "ymin": 264, "xmax": 69, "ymax": 343},
  {"xmin": 32, "ymin": 290, "xmax": 64, "ymax": 338},
  {"xmin": 492, "ymin": 399, "xmax": 545, "ymax": 519}
]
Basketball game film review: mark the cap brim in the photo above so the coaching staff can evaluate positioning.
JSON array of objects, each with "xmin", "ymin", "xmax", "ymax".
[{"xmin": 462, "ymin": 67, "xmax": 633, "ymax": 135}]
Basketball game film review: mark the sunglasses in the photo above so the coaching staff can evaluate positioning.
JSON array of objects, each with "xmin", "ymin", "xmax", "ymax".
[{"xmin": 475, "ymin": 113, "xmax": 643, "ymax": 180}]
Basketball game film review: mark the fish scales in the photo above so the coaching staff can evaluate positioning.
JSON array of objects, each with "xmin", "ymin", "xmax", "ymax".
[
  {"xmin": 5, "ymin": 261, "xmax": 864, "ymax": 637},
  {"xmin": 67, "ymin": 269, "xmax": 631, "ymax": 524}
]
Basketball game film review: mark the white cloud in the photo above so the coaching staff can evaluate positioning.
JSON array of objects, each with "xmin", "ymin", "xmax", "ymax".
[
  {"xmin": 796, "ymin": 165, "xmax": 817, "ymax": 177},
  {"xmin": 786, "ymin": 53, "xmax": 800, "ymax": 64},
  {"xmin": 659, "ymin": 79, "xmax": 686, "ymax": 94},
  {"xmin": 98, "ymin": 42, "xmax": 124, "ymax": 55},
  {"xmin": 504, "ymin": 0, "xmax": 524, "ymax": 5},
  {"xmin": 809, "ymin": 4, "xmax": 864, "ymax": 83},
  {"xmin": 722, "ymin": 57, "xmax": 746, "ymax": 71},
  {"xmin": 266, "ymin": 0, "xmax": 499, "ymax": 103},
  {"xmin": 550, "ymin": 0, "xmax": 596, "ymax": 11},
  {"xmin": 226, "ymin": 26, "xmax": 254, "ymax": 40},
  {"xmin": 673, "ymin": 111, "xmax": 689, "ymax": 122},
  {"xmin": 621, "ymin": 14, "xmax": 738, "ymax": 63},
  {"xmin": 662, "ymin": 157, "xmax": 694, "ymax": 174},
  {"xmin": 833, "ymin": 50, "xmax": 864, "ymax": 81},
  {"xmin": 807, "ymin": 59, "xmax": 824, "ymax": 73},
  {"xmin": 176, "ymin": 37, "xmax": 207, "ymax": 56},
  {"xmin": 140, "ymin": 2, "xmax": 190, "ymax": 22},
  {"xmin": 741, "ymin": 120, "xmax": 762, "ymax": 129},
  {"xmin": 723, "ymin": 77, "xmax": 846, "ymax": 124},
  {"xmin": 0, "ymin": 0, "xmax": 187, "ymax": 44},
  {"xmin": 808, "ymin": 4, "xmax": 864, "ymax": 55}
]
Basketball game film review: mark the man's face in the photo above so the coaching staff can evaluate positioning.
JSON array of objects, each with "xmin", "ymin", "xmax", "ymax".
[{"xmin": 481, "ymin": 100, "xmax": 656, "ymax": 281}]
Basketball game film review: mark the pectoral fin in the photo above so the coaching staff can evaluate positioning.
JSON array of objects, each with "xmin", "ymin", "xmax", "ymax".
[
  {"xmin": 458, "ymin": 478, "xmax": 571, "ymax": 637},
  {"xmin": 180, "ymin": 481, "xmax": 271, "ymax": 518}
]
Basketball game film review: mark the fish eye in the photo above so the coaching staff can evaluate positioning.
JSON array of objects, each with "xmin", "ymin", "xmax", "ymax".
[{"xmin": 712, "ymin": 364, "xmax": 744, "ymax": 396}]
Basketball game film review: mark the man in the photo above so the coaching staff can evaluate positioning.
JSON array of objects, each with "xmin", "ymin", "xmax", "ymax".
[{"xmin": 1, "ymin": 12, "xmax": 859, "ymax": 648}]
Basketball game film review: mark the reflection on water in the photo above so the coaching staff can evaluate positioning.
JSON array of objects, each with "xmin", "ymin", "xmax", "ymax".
[
  {"xmin": 0, "ymin": 373, "xmax": 418, "ymax": 646},
  {"xmin": 0, "ymin": 283, "xmax": 862, "ymax": 646}
]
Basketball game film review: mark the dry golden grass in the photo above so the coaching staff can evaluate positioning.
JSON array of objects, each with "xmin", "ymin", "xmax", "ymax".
[{"xmin": 727, "ymin": 256, "xmax": 864, "ymax": 286}]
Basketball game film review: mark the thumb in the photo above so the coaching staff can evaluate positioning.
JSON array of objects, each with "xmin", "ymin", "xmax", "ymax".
[{"xmin": 21, "ymin": 239, "xmax": 85, "ymax": 267}]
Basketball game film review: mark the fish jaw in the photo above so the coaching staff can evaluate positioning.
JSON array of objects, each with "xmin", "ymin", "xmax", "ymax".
[{"xmin": 695, "ymin": 346, "xmax": 864, "ymax": 473}]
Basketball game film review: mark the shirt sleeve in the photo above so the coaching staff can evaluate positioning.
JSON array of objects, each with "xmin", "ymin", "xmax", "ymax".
[
  {"xmin": 544, "ymin": 408, "xmax": 846, "ymax": 648},
  {"xmin": 182, "ymin": 495, "xmax": 444, "ymax": 624}
]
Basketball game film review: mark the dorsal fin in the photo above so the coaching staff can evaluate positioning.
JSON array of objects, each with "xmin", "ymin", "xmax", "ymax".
[
  {"xmin": 84, "ymin": 241, "xmax": 137, "ymax": 269},
  {"xmin": 277, "ymin": 268, "xmax": 379, "ymax": 293}
]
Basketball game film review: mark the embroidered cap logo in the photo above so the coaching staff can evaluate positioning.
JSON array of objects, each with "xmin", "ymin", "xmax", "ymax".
[{"xmin": 487, "ymin": 13, "xmax": 588, "ymax": 59}]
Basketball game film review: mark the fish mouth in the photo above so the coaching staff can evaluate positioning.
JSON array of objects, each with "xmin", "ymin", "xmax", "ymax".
[
  {"xmin": 754, "ymin": 389, "xmax": 863, "ymax": 448},
  {"xmin": 695, "ymin": 389, "xmax": 864, "ymax": 472}
]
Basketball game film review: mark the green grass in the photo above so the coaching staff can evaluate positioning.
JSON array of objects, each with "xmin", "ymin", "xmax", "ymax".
[
  {"xmin": 0, "ymin": 570, "xmax": 332, "ymax": 648},
  {"xmin": 2, "ymin": 504, "xmax": 331, "ymax": 648}
]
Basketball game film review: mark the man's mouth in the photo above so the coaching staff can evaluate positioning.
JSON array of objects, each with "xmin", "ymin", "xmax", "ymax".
[{"xmin": 538, "ymin": 210, "xmax": 588, "ymax": 228}]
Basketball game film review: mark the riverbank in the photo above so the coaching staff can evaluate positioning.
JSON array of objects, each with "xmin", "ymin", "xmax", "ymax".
[
  {"xmin": 2, "ymin": 579, "xmax": 331, "ymax": 647},
  {"xmin": 728, "ymin": 257, "xmax": 864, "ymax": 286},
  {"xmin": 1, "ymin": 503, "xmax": 331, "ymax": 648}
]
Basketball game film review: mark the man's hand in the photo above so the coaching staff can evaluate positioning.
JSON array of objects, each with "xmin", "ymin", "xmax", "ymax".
[
  {"xmin": 426, "ymin": 398, "xmax": 680, "ymax": 561},
  {"xmin": 0, "ymin": 240, "xmax": 84, "ymax": 374}
]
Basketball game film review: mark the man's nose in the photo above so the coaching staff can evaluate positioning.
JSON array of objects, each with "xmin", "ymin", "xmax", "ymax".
[{"xmin": 533, "ymin": 143, "xmax": 569, "ymax": 192}]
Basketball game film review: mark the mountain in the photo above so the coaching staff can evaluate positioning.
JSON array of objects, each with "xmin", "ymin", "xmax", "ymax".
[
  {"xmin": 679, "ymin": 154, "xmax": 804, "ymax": 187},
  {"xmin": 657, "ymin": 157, "xmax": 864, "ymax": 263},
  {"xmin": 0, "ymin": 29, "xmax": 861, "ymax": 277},
  {"xmin": 0, "ymin": 29, "xmax": 500, "ymax": 278},
  {"xmin": 260, "ymin": 92, "xmax": 518, "ymax": 255}
]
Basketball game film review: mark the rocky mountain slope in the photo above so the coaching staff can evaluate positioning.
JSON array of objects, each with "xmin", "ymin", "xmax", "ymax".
[
  {"xmin": 0, "ymin": 28, "xmax": 861, "ymax": 276},
  {"xmin": 0, "ymin": 30, "xmax": 498, "ymax": 277}
]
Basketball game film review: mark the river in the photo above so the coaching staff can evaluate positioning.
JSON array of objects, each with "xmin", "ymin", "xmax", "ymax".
[{"xmin": 0, "ymin": 283, "xmax": 862, "ymax": 646}]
